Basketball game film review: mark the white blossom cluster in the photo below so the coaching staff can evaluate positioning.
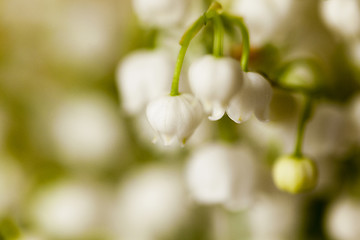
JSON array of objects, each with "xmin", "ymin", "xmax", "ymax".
[{"xmin": 117, "ymin": 17, "xmax": 273, "ymax": 147}]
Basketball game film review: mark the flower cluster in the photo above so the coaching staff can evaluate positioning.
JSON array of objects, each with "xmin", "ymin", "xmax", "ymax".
[
  {"xmin": 116, "ymin": 0, "xmax": 328, "ymax": 200},
  {"xmin": 117, "ymin": 2, "xmax": 273, "ymax": 146}
]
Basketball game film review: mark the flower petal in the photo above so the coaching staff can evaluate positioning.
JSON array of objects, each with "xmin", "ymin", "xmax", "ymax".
[{"xmin": 208, "ymin": 103, "xmax": 226, "ymax": 121}]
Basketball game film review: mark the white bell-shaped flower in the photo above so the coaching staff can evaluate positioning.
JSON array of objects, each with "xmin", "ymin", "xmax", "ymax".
[
  {"xmin": 112, "ymin": 165, "xmax": 188, "ymax": 240},
  {"xmin": 231, "ymin": 0, "xmax": 292, "ymax": 47},
  {"xmin": 326, "ymin": 197, "xmax": 360, "ymax": 240},
  {"xmin": 227, "ymin": 72, "xmax": 272, "ymax": 123},
  {"xmin": 185, "ymin": 144, "xmax": 233, "ymax": 204},
  {"xmin": 30, "ymin": 180, "xmax": 106, "ymax": 239},
  {"xmin": 116, "ymin": 50, "xmax": 173, "ymax": 115},
  {"xmin": 132, "ymin": 0, "xmax": 189, "ymax": 28},
  {"xmin": 188, "ymin": 55, "xmax": 243, "ymax": 121},
  {"xmin": 320, "ymin": 0, "xmax": 360, "ymax": 39},
  {"xmin": 146, "ymin": 94, "xmax": 203, "ymax": 146},
  {"xmin": 248, "ymin": 194, "xmax": 300, "ymax": 240}
]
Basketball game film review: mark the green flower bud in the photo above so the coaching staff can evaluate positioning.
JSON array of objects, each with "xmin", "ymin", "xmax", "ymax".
[
  {"xmin": 272, "ymin": 155, "xmax": 317, "ymax": 194},
  {"xmin": 278, "ymin": 61, "xmax": 322, "ymax": 92}
]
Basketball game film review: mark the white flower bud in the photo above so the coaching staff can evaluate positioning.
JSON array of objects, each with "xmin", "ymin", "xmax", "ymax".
[
  {"xmin": 272, "ymin": 155, "xmax": 318, "ymax": 194},
  {"xmin": 227, "ymin": 72, "xmax": 273, "ymax": 123},
  {"xmin": 132, "ymin": 0, "xmax": 189, "ymax": 28},
  {"xmin": 320, "ymin": 0, "xmax": 360, "ymax": 39},
  {"xmin": 146, "ymin": 94, "xmax": 203, "ymax": 145},
  {"xmin": 116, "ymin": 50, "xmax": 173, "ymax": 115},
  {"xmin": 278, "ymin": 63, "xmax": 319, "ymax": 91},
  {"xmin": 188, "ymin": 55, "xmax": 243, "ymax": 121}
]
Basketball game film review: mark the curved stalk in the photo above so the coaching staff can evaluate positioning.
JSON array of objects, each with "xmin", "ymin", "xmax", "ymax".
[
  {"xmin": 294, "ymin": 95, "xmax": 313, "ymax": 158},
  {"xmin": 222, "ymin": 13, "xmax": 250, "ymax": 72},
  {"xmin": 170, "ymin": 2, "xmax": 223, "ymax": 96},
  {"xmin": 213, "ymin": 15, "xmax": 224, "ymax": 58}
]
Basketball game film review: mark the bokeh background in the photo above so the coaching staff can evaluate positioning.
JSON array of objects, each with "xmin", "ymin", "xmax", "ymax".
[{"xmin": 0, "ymin": 0, "xmax": 360, "ymax": 240}]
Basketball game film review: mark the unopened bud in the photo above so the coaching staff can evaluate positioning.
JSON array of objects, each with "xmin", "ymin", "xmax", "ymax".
[
  {"xmin": 278, "ymin": 62, "xmax": 320, "ymax": 92},
  {"xmin": 272, "ymin": 155, "xmax": 317, "ymax": 194}
]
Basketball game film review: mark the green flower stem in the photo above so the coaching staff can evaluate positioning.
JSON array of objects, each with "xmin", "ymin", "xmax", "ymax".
[
  {"xmin": 294, "ymin": 95, "xmax": 313, "ymax": 158},
  {"xmin": 170, "ymin": 2, "xmax": 222, "ymax": 96},
  {"xmin": 222, "ymin": 13, "xmax": 250, "ymax": 72},
  {"xmin": 213, "ymin": 15, "xmax": 224, "ymax": 58}
]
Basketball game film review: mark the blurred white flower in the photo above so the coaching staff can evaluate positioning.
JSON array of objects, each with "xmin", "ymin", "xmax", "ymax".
[
  {"xmin": 224, "ymin": 145, "xmax": 259, "ymax": 211},
  {"xmin": 320, "ymin": 0, "xmax": 360, "ymax": 39},
  {"xmin": 304, "ymin": 103, "xmax": 350, "ymax": 159},
  {"xmin": 227, "ymin": 72, "xmax": 273, "ymax": 123},
  {"xmin": 51, "ymin": 94, "xmax": 122, "ymax": 167},
  {"xmin": 132, "ymin": 0, "xmax": 190, "ymax": 28},
  {"xmin": 49, "ymin": 1, "xmax": 117, "ymax": 65},
  {"xmin": 231, "ymin": 0, "xmax": 292, "ymax": 47},
  {"xmin": 185, "ymin": 143, "xmax": 257, "ymax": 210},
  {"xmin": 248, "ymin": 194, "xmax": 300, "ymax": 240},
  {"xmin": 326, "ymin": 197, "xmax": 360, "ymax": 240},
  {"xmin": 111, "ymin": 165, "xmax": 188, "ymax": 240},
  {"xmin": 146, "ymin": 94, "xmax": 203, "ymax": 145},
  {"xmin": 30, "ymin": 180, "xmax": 106, "ymax": 239},
  {"xmin": 117, "ymin": 50, "xmax": 174, "ymax": 115},
  {"xmin": 188, "ymin": 55, "xmax": 243, "ymax": 121},
  {"xmin": 186, "ymin": 144, "xmax": 232, "ymax": 205}
]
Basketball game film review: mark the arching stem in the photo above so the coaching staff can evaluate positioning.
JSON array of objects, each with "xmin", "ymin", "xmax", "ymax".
[
  {"xmin": 222, "ymin": 13, "xmax": 250, "ymax": 72},
  {"xmin": 170, "ymin": 2, "xmax": 223, "ymax": 96}
]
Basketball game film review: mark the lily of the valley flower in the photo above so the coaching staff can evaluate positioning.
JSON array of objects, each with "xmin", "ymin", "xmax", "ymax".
[
  {"xmin": 231, "ymin": 0, "xmax": 292, "ymax": 47},
  {"xmin": 272, "ymin": 155, "xmax": 317, "ymax": 194},
  {"xmin": 248, "ymin": 194, "xmax": 300, "ymax": 240},
  {"xmin": 116, "ymin": 50, "xmax": 173, "ymax": 115},
  {"xmin": 185, "ymin": 143, "xmax": 257, "ymax": 209},
  {"xmin": 132, "ymin": 0, "xmax": 190, "ymax": 28},
  {"xmin": 320, "ymin": 0, "xmax": 360, "ymax": 39},
  {"xmin": 326, "ymin": 197, "xmax": 360, "ymax": 240},
  {"xmin": 146, "ymin": 94, "xmax": 203, "ymax": 146},
  {"xmin": 188, "ymin": 55, "xmax": 243, "ymax": 121},
  {"xmin": 227, "ymin": 72, "xmax": 273, "ymax": 123},
  {"xmin": 112, "ymin": 165, "xmax": 188, "ymax": 240}
]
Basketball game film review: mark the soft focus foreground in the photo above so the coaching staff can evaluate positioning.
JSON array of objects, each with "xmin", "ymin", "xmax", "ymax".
[{"xmin": 0, "ymin": 0, "xmax": 360, "ymax": 240}]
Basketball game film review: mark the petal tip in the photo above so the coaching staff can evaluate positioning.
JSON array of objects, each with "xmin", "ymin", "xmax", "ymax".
[{"xmin": 208, "ymin": 115, "xmax": 223, "ymax": 121}]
